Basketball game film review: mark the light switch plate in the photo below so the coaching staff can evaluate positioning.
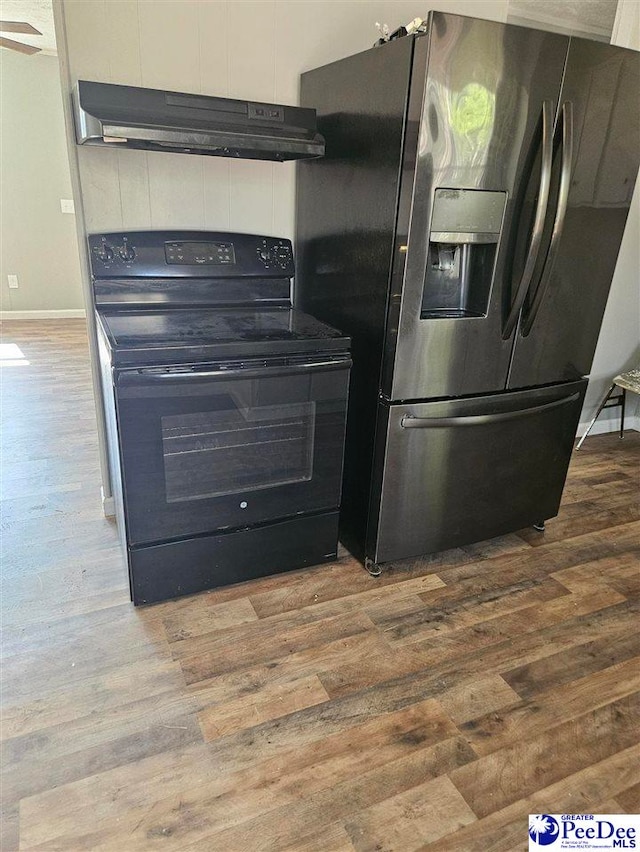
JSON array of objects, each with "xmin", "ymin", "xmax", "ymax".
[
  {"xmin": 7, "ymin": 274, "xmax": 18, "ymax": 289},
  {"xmin": 60, "ymin": 199, "xmax": 75, "ymax": 214}
]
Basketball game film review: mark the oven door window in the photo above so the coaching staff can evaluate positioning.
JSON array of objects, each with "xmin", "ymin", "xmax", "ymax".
[
  {"xmin": 115, "ymin": 360, "xmax": 349, "ymax": 545},
  {"xmin": 161, "ymin": 400, "xmax": 315, "ymax": 502}
]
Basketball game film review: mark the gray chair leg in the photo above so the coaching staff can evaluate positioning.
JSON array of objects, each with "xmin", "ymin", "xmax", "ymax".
[
  {"xmin": 620, "ymin": 388, "xmax": 626, "ymax": 439},
  {"xmin": 576, "ymin": 383, "xmax": 616, "ymax": 450}
]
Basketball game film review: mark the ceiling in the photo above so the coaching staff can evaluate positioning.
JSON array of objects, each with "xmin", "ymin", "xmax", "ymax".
[
  {"xmin": 0, "ymin": 0, "xmax": 620, "ymax": 57},
  {"xmin": 1, "ymin": 0, "xmax": 56, "ymax": 53},
  {"xmin": 507, "ymin": 0, "xmax": 619, "ymax": 40}
]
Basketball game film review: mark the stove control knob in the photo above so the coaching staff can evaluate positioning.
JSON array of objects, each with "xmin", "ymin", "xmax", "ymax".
[
  {"xmin": 96, "ymin": 243, "xmax": 114, "ymax": 262},
  {"xmin": 274, "ymin": 246, "xmax": 291, "ymax": 267},
  {"xmin": 258, "ymin": 248, "xmax": 271, "ymax": 264},
  {"xmin": 119, "ymin": 241, "xmax": 136, "ymax": 262}
]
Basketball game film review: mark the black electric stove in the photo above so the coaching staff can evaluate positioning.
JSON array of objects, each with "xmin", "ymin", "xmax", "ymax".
[{"xmin": 92, "ymin": 231, "xmax": 351, "ymax": 605}]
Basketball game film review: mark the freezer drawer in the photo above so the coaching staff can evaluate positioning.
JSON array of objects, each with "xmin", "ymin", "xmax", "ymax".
[{"xmin": 371, "ymin": 380, "xmax": 586, "ymax": 564}]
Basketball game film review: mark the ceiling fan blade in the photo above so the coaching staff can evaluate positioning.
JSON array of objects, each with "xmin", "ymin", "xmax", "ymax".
[
  {"xmin": 0, "ymin": 36, "xmax": 41, "ymax": 54},
  {"xmin": 0, "ymin": 21, "xmax": 42, "ymax": 35}
]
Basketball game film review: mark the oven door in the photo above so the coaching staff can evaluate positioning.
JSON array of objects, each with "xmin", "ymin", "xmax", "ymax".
[{"xmin": 114, "ymin": 354, "xmax": 350, "ymax": 545}]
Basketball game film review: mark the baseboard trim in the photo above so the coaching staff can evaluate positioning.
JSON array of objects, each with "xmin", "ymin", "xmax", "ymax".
[
  {"xmin": 0, "ymin": 309, "xmax": 86, "ymax": 320},
  {"xmin": 101, "ymin": 488, "xmax": 116, "ymax": 519},
  {"xmin": 577, "ymin": 415, "xmax": 640, "ymax": 438}
]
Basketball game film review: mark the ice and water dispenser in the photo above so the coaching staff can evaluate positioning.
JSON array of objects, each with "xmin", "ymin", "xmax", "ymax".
[{"xmin": 422, "ymin": 188, "xmax": 507, "ymax": 319}]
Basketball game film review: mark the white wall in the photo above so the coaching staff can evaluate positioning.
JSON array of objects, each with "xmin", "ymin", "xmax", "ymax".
[
  {"xmin": 55, "ymin": 0, "xmax": 637, "ymax": 503},
  {"xmin": 0, "ymin": 50, "xmax": 84, "ymax": 313},
  {"xmin": 580, "ymin": 0, "xmax": 640, "ymax": 434},
  {"xmin": 60, "ymin": 0, "xmax": 508, "ymax": 240},
  {"xmin": 56, "ymin": 0, "xmax": 509, "ymax": 503}
]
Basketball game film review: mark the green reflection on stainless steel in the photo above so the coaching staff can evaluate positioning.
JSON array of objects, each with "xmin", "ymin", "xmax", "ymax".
[{"xmin": 450, "ymin": 83, "xmax": 496, "ymax": 148}]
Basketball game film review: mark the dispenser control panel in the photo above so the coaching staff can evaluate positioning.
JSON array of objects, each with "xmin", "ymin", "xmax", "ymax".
[{"xmin": 430, "ymin": 189, "xmax": 507, "ymax": 243}]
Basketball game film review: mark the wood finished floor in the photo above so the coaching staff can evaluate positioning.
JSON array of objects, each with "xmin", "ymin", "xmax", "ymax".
[{"xmin": 1, "ymin": 319, "xmax": 639, "ymax": 852}]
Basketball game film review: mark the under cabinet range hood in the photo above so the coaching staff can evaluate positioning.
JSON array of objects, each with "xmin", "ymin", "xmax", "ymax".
[{"xmin": 72, "ymin": 80, "xmax": 325, "ymax": 161}]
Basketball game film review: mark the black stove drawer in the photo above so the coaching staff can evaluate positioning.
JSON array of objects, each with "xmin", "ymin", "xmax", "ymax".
[{"xmin": 129, "ymin": 511, "xmax": 340, "ymax": 605}]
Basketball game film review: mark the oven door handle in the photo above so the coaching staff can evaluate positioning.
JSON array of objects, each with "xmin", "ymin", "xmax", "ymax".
[{"xmin": 117, "ymin": 357, "xmax": 352, "ymax": 385}]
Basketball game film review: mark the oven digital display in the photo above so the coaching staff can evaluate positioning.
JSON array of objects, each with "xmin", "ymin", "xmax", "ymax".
[{"xmin": 164, "ymin": 241, "xmax": 236, "ymax": 265}]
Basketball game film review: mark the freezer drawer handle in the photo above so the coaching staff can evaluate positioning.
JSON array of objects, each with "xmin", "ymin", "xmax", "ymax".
[
  {"xmin": 522, "ymin": 101, "xmax": 574, "ymax": 337},
  {"xmin": 502, "ymin": 100, "xmax": 554, "ymax": 341},
  {"xmin": 400, "ymin": 392, "xmax": 580, "ymax": 429}
]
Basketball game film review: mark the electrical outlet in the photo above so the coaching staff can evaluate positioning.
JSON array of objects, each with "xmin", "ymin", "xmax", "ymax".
[
  {"xmin": 60, "ymin": 199, "xmax": 75, "ymax": 214},
  {"xmin": 7, "ymin": 274, "xmax": 18, "ymax": 289}
]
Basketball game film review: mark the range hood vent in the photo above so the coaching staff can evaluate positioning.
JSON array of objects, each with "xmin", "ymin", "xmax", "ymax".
[{"xmin": 73, "ymin": 80, "xmax": 325, "ymax": 162}]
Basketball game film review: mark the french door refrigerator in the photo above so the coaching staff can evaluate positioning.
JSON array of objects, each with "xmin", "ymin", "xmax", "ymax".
[{"xmin": 295, "ymin": 12, "xmax": 639, "ymax": 572}]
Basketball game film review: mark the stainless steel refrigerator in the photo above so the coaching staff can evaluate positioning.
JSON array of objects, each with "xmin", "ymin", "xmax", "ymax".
[{"xmin": 295, "ymin": 12, "xmax": 639, "ymax": 573}]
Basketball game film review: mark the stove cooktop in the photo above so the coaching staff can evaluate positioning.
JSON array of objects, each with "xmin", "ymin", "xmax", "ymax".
[{"xmin": 98, "ymin": 307, "xmax": 350, "ymax": 367}]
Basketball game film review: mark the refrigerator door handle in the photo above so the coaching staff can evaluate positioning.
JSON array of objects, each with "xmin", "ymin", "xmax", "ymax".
[
  {"xmin": 400, "ymin": 392, "xmax": 581, "ymax": 429},
  {"xmin": 502, "ymin": 100, "xmax": 555, "ymax": 340},
  {"xmin": 522, "ymin": 101, "xmax": 574, "ymax": 337}
]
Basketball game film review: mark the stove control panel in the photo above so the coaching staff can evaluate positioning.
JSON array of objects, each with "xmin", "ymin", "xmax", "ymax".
[
  {"xmin": 165, "ymin": 241, "xmax": 235, "ymax": 266},
  {"xmin": 89, "ymin": 231, "xmax": 295, "ymax": 279}
]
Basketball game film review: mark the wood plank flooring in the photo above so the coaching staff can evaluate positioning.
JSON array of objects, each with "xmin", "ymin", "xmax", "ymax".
[{"xmin": 1, "ymin": 319, "xmax": 639, "ymax": 851}]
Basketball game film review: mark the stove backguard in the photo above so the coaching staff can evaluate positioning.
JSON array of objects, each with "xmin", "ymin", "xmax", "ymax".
[{"xmin": 89, "ymin": 230, "xmax": 295, "ymax": 309}]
